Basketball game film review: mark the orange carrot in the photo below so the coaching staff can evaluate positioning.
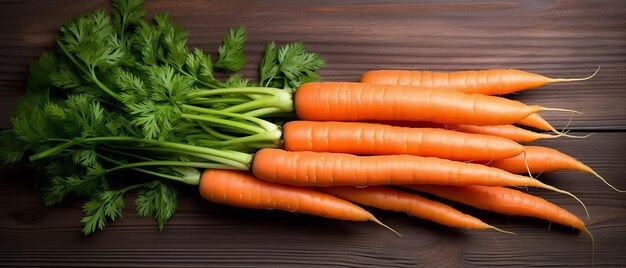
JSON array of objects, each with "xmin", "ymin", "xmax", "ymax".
[
  {"xmin": 294, "ymin": 82, "xmax": 574, "ymax": 126},
  {"xmin": 199, "ymin": 169, "xmax": 397, "ymax": 233},
  {"xmin": 516, "ymin": 114, "xmax": 589, "ymax": 138},
  {"xmin": 442, "ymin": 124, "xmax": 559, "ymax": 143},
  {"xmin": 360, "ymin": 68, "xmax": 599, "ymax": 95},
  {"xmin": 518, "ymin": 113, "xmax": 556, "ymax": 131},
  {"xmin": 406, "ymin": 185, "xmax": 589, "ymax": 232},
  {"xmin": 251, "ymin": 148, "xmax": 587, "ymax": 217},
  {"xmin": 486, "ymin": 146, "xmax": 624, "ymax": 192},
  {"xmin": 321, "ymin": 186, "xmax": 511, "ymax": 233},
  {"xmin": 371, "ymin": 120, "xmax": 559, "ymax": 143},
  {"xmin": 283, "ymin": 120, "xmax": 525, "ymax": 161}
]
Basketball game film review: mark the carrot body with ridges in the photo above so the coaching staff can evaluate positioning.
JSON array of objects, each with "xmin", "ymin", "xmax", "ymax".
[
  {"xmin": 407, "ymin": 185, "xmax": 587, "ymax": 231},
  {"xmin": 486, "ymin": 146, "xmax": 624, "ymax": 192},
  {"xmin": 295, "ymin": 82, "xmax": 548, "ymax": 126},
  {"xmin": 371, "ymin": 120, "xmax": 558, "ymax": 143},
  {"xmin": 321, "ymin": 186, "xmax": 506, "ymax": 231},
  {"xmin": 444, "ymin": 124, "xmax": 557, "ymax": 143},
  {"xmin": 283, "ymin": 120, "xmax": 524, "ymax": 161},
  {"xmin": 252, "ymin": 149, "xmax": 569, "ymax": 194},
  {"xmin": 360, "ymin": 69, "xmax": 597, "ymax": 95},
  {"xmin": 199, "ymin": 169, "xmax": 381, "ymax": 223},
  {"xmin": 488, "ymin": 146, "xmax": 590, "ymax": 174}
]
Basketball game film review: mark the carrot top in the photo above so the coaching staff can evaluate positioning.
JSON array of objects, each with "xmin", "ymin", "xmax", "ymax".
[{"xmin": 0, "ymin": 0, "xmax": 328, "ymax": 235}]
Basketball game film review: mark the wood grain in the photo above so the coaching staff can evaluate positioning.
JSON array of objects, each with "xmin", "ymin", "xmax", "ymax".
[{"xmin": 1, "ymin": 0, "xmax": 625, "ymax": 267}]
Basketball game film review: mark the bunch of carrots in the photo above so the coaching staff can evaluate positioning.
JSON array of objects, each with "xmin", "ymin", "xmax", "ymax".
[
  {"xmin": 201, "ymin": 66, "xmax": 623, "ymax": 245},
  {"xmin": 3, "ymin": 0, "xmax": 621, "ymax": 250}
]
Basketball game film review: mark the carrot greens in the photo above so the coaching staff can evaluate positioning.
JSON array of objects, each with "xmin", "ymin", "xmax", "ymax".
[{"xmin": 0, "ymin": 0, "xmax": 324, "ymax": 234}]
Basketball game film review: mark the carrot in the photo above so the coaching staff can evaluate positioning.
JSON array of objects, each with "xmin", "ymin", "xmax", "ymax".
[
  {"xmin": 251, "ymin": 148, "xmax": 588, "ymax": 218},
  {"xmin": 294, "ymin": 82, "xmax": 577, "ymax": 126},
  {"xmin": 199, "ymin": 169, "xmax": 397, "ymax": 233},
  {"xmin": 517, "ymin": 113, "xmax": 552, "ymax": 131},
  {"xmin": 441, "ymin": 124, "xmax": 560, "ymax": 143},
  {"xmin": 406, "ymin": 185, "xmax": 593, "ymax": 253},
  {"xmin": 320, "ymin": 186, "xmax": 512, "ymax": 233},
  {"xmin": 486, "ymin": 146, "xmax": 624, "ymax": 192},
  {"xmin": 283, "ymin": 120, "xmax": 525, "ymax": 161},
  {"xmin": 360, "ymin": 68, "xmax": 599, "ymax": 95},
  {"xmin": 516, "ymin": 114, "xmax": 590, "ymax": 138},
  {"xmin": 370, "ymin": 120, "xmax": 560, "ymax": 143}
]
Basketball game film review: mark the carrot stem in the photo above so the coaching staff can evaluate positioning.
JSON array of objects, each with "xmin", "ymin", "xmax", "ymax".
[
  {"xmin": 187, "ymin": 97, "xmax": 251, "ymax": 105},
  {"xmin": 182, "ymin": 105, "xmax": 279, "ymax": 132},
  {"xmin": 29, "ymin": 136, "xmax": 253, "ymax": 169}
]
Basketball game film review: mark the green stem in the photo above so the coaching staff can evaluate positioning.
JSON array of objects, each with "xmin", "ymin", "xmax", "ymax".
[
  {"xmin": 89, "ymin": 68, "xmax": 122, "ymax": 101},
  {"xmin": 135, "ymin": 168, "xmax": 200, "ymax": 185},
  {"xmin": 98, "ymin": 154, "xmax": 202, "ymax": 185},
  {"xmin": 185, "ymin": 87, "xmax": 286, "ymax": 98},
  {"xmin": 106, "ymin": 160, "xmax": 229, "ymax": 172},
  {"xmin": 176, "ymin": 66, "xmax": 226, "ymax": 89},
  {"xmin": 187, "ymin": 87, "xmax": 294, "ymax": 113},
  {"xmin": 183, "ymin": 105, "xmax": 279, "ymax": 132},
  {"xmin": 180, "ymin": 113, "xmax": 265, "ymax": 134},
  {"xmin": 29, "ymin": 136, "xmax": 253, "ymax": 168},
  {"xmin": 56, "ymin": 39, "xmax": 121, "ymax": 101},
  {"xmin": 187, "ymin": 97, "xmax": 251, "ymax": 106},
  {"xmin": 198, "ymin": 122, "xmax": 237, "ymax": 140},
  {"xmin": 199, "ymin": 130, "xmax": 281, "ymax": 147},
  {"xmin": 243, "ymin": 107, "xmax": 285, "ymax": 118},
  {"xmin": 186, "ymin": 133, "xmax": 220, "ymax": 141},
  {"xmin": 29, "ymin": 139, "xmax": 79, "ymax": 161},
  {"xmin": 99, "ymin": 146, "xmax": 155, "ymax": 162},
  {"xmin": 122, "ymin": 146, "xmax": 249, "ymax": 170},
  {"xmin": 219, "ymin": 96, "xmax": 282, "ymax": 114}
]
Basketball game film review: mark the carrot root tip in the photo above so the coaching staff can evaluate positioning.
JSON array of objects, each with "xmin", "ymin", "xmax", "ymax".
[
  {"xmin": 549, "ymin": 66, "xmax": 601, "ymax": 83},
  {"xmin": 489, "ymin": 225, "xmax": 517, "ymax": 235},
  {"xmin": 371, "ymin": 216, "xmax": 401, "ymax": 237},
  {"xmin": 549, "ymin": 126, "xmax": 592, "ymax": 139},
  {"xmin": 585, "ymin": 167, "xmax": 626, "ymax": 193},
  {"xmin": 539, "ymin": 107, "xmax": 583, "ymax": 115},
  {"xmin": 557, "ymin": 132, "xmax": 593, "ymax": 139},
  {"xmin": 581, "ymin": 226, "xmax": 595, "ymax": 265}
]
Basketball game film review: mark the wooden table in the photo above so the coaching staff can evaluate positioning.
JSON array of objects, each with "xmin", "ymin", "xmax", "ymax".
[{"xmin": 1, "ymin": 1, "xmax": 625, "ymax": 267}]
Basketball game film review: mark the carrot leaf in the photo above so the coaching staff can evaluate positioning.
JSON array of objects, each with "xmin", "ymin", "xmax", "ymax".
[
  {"xmin": 259, "ymin": 41, "xmax": 325, "ymax": 91},
  {"xmin": 135, "ymin": 180, "xmax": 179, "ymax": 230},
  {"xmin": 81, "ymin": 190, "xmax": 126, "ymax": 234},
  {"xmin": 215, "ymin": 25, "xmax": 247, "ymax": 72}
]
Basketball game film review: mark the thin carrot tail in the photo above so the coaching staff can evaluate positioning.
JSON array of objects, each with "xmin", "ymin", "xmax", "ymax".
[
  {"xmin": 581, "ymin": 226, "xmax": 595, "ymax": 266},
  {"xmin": 551, "ymin": 129, "xmax": 593, "ymax": 139},
  {"xmin": 539, "ymin": 107, "xmax": 583, "ymax": 115},
  {"xmin": 540, "ymin": 183, "xmax": 590, "ymax": 220},
  {"xmin": 540, "ymin": 118, "xmax": 592, "ymax": 139},
  {"xmin": 551, "ymin": 117, "xmax": 594, "ymax": 139},
  {"xmin": 548, "ymin": 66, "xmax": 600, "ymax": 83},
  {"xmin": 526, "ymin": 107, "xmax": 585, "ymax": 136},
  {"xmin": 522, "ymin": 150, "xmax": 535, "ymax": 180},
  {"xmin": 369, "ymin": 216, "xmax": 401, "ymax": 236},
  {"xmin": 487, "ymin": 224, "xmax": 517, "ymax": 235},
  {"xmin": 582, "ymin": 165, "xmax": 626, "ymax": 193}
]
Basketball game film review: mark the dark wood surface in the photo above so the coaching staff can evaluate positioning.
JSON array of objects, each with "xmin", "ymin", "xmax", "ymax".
[{"xmin": 1, "ymin": 1, "xmax": 625, "ymax": 267}]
